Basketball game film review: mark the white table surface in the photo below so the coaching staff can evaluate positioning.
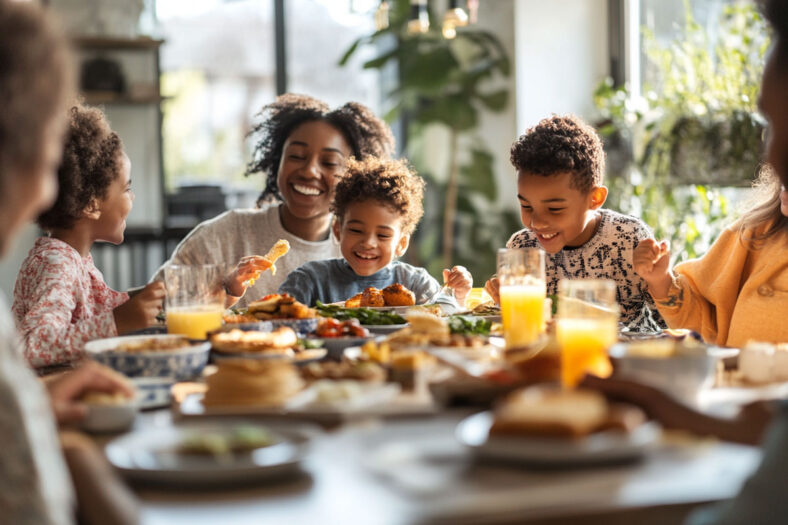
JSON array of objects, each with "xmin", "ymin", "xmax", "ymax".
[{"xmin": 129, "ymin": 410, "xmax": 762, "ymax": 525}]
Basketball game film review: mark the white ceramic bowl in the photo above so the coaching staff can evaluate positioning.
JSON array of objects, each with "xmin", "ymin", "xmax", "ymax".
[
  {"xmin": 84, "ymin": 334, "xmax": 211, "ymax": 381},
  {"xmin": 81, "ymin": 399, "xmax": 137, "ymax": 433},
  {"xmin": 609, "ymin": 343, "xmax": 716, "ymax": 406}
]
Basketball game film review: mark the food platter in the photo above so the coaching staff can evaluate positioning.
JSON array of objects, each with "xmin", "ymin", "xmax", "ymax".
[
  {"xmin": 105, "ymin": 421, "xmax": 311, "ymax": 486},
  {"xmin": 456, "ymin": 411, "xmax": 661, "ymax": 466}
]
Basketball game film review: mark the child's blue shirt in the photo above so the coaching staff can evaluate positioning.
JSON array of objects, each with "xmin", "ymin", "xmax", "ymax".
[{"xmin": 279, "ymin": 258, "xmax": 458, "ymax": 310}]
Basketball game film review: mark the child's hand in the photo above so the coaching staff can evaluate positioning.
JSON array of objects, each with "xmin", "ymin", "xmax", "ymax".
[
  {"xmin": 484, "ymin": 276, "xmax": 500, "ymax": 305},
  {"xmin": 633, "ymin": 239, "xmax": 673, "ymax": 300},
  {"xmin": 443, "ymin": 266, "xmax": 472, "ymax": 307},
  {"xmin": 113, "ymin": 281, "xmax": 165, "ymax": 335},
  {"xmin": 225, "ymin": 256, "xmax": 273, "ymax": 297}
]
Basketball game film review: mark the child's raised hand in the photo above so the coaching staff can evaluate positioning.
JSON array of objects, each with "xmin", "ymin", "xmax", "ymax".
[
  {"xmin": 484, "ymin": 276, "xmax": 500, "ymax": 305},
  {"xmin": 443, "ymin": 266, "xmax": 473, "ymax": 307},
  {"xmin": 113, "ymin": 281, "xmax": 165, "ymax": 335},
  {"xmin": 633, "ymin": 239, "xmax": 673, "ymax": 300}
]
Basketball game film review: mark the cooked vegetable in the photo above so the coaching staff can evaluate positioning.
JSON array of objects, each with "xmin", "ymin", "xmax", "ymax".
[
  {"xmin": 315, "ymin": 302, "xmax": 406, "ymax": 325},
  {"xmin": 447, "ymin": 315, "xmax": 492, "ymax": 336}
]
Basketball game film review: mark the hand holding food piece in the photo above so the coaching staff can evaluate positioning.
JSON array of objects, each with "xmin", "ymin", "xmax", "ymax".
[
  {"xmin": 633, "ymin": 239, "xmax": 673, "ymax": 300},
  {"xmin": 113, "ymin": 281, "xmax": 166, "ymax": 335},
  {"xmin": 484, "ymin": 276, "xmax": 500, "ymax": 305},
  {"xmin": 45, "ymin": 362, "xmax": 135, "ymax": 425},
  {"xmin": 225, "ymin": 240, "xmax": 290, "ymax": 297},
  {"xmin": 442, "ymin": 266, "xmax": 472, "ymax": 307}
]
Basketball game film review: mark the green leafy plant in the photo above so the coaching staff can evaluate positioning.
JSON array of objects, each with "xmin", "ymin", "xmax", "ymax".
[
  {"xmin": 595, "ymin": 1, "xmax": 769, "ymax": 261},
  {"xmin": 340, "ymin": 0, "xmax": 519, "ymax": 279}
]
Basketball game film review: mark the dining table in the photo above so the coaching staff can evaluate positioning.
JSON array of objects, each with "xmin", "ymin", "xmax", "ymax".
[{"xmin": 123, "ymin": 405, "xmax": 762, "ymax": 525}]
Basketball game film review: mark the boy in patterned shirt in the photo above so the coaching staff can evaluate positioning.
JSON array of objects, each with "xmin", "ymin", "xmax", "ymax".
[{"xmin": 485, "ymin": 114, "xmax": 664, "ymax": 331}]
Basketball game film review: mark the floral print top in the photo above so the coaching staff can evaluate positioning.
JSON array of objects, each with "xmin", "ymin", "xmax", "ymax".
[
  {"xmin": 12, "ymin": 237, "xmax": 128, "ymax": 368},
  {"xmin": 507, "ymin": 209, "xmax": 665, "ymax": 332}
]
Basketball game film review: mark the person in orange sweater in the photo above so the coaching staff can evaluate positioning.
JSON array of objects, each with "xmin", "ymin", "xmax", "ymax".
[{"xmin": 633, "ymin": 167, "xmax": 787, "ymax": 348}]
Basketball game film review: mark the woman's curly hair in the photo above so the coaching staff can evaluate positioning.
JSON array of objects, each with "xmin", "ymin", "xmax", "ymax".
[
  {"xmin": 510, "ymin": 114, "xmax": 605, "ymax": 193},
  {"xmin": 0, "ymin": 0, "xmax": 73, "ymax": 182},
  {"xmin": 331, "ymin": 157, "xmax": 426, "ymax": 235},
  {"xmin": 245, "ymin": 93, "xmax": 395, "ymax": 207},
  {"xmin": 37, "ymin": 104, "xmax": 124, "ymax": 231}
]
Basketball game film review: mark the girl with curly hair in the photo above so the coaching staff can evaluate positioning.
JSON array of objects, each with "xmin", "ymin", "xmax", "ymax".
[
  {"xmin": 154, "ymin": 93, "xmax": 395, "ymax": 307},
  {"xmin": 12, "ymin": 104, "xmax": 165, "ymax": 368}
]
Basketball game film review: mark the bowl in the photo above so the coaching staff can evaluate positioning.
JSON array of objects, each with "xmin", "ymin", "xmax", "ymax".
[
  {"xmin": 81, "ymin": 398, "xmax": 137, "ymax": 433},
  {"xmin": 267, "ymin": 318, "xmax": 319, "ymax": 337},
  {"xmin": 84, "ymin": 334, "xmax": 211, "ymax": 381},
  {"xmin": 131, "ymin": 377, "xmax": 174, "ymax": 409},
  {"xmin": 314, "ymin": 336, "xmax": 374, "ymax": 361},
  {"xmin": 609, "ymin": 342, "xmax": 716, "ymax": 406}
]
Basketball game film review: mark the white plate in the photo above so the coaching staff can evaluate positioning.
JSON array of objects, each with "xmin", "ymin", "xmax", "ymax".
[
  {"xmin": 363, "ymin": 324, "xmax": 408, "ymax": 335},
  {"xmin": 105, "ymin": 421, "xmax": 310, "ymax": 485},
  {"xmin": 456, "ymin": 411, "xmax": 660, "ymax": 466},
  {"xmin": 212, "ymin": 348, "xmax": 327, "ymax": 363}
]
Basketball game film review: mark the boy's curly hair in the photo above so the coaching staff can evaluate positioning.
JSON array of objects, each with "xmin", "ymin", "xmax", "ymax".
[
  {"xmin": 0, "ymin": 0, "xmax": 73, "ymax": 182},
  {"xmin": 245, "ymin": 93, "xmax": 396, "ymax": 207},
  {"xmin": 37, "ymin": 104, "xmax": 124, "ymax": 231},
  {"xmin": 331, "ymin": 157, "xmax": 426, "ymax": 235},
  {"xmin": 510, "ymin": 114, "xmax": 605, "ymax": 193}
]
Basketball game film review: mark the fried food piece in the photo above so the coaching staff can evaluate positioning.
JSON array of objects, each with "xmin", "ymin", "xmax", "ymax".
[
  {"xmin": 382, "ymin": 283, "xmax": 416, "ymax": 306},
  {"xmin": 345, "ymin": 293, "xmax": 363, "ymax": 308},
  {"xmin": 244, "ymin": 239, "xmax": 291, "ymax": 286},
  {"xmin": 248, "ymin": 293, "xmax": 316, "ymax": 319},
  {"xmin": 361, "ymin": 287, "xmax": 385, "ymax": 307}
]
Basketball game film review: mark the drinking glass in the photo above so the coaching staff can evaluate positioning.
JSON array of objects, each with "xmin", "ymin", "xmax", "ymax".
[
  {"xmin": 164, "ymin": 265, "xmax": 226, "ymax": 339},
  {"xmin": 556, "ymin": 279, "xmax": 619, "ymax": 387},
  {"xmin": 497, "ymin": 248, "xmax": 546, "ymax": 349}
]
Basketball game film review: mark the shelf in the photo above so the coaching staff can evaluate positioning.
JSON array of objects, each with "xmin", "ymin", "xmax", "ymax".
[
  {"xmin": 82, "ymin": 91, "xmax": 166, "ymax": 106},
  {"xmin": 73, "ymin": 36, "xmax": 165, "ymax": 50}
]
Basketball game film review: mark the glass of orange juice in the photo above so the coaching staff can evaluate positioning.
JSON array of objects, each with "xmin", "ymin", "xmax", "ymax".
[
  {"xmin": 497, "ymin": 248, "xmax": 546, "ymax": 349},
  {"xmin": 164, "ymin": 265, "xmax": 225, "ymax": 339},
  {"xmin": 556, "ymin": 279, "xmax": 619, "ymax": 388}
]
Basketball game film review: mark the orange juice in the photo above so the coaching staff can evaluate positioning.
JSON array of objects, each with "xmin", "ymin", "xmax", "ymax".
[
  {"xmin": 500, "ymin": 283, "xmax": 546, "ymax": 348},
  {"xmin": 166, "ymin": 306, "xmax": 224, "ymax": 339},
  {"xmin": 557, "ymin": 318, "xmax": 617, "ymax": 387}
]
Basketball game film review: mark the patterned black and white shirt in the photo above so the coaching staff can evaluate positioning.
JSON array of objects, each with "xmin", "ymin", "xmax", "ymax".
[{"xmin": 507, "ymin": 208, "xmax": 665, "ymax": 332}]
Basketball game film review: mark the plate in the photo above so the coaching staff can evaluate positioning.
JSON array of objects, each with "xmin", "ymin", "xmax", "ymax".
[
  {"xmin": 212, "ymin": 348, "xmax": 327, "ymax": 363},
  {"xmin": 105, "ymin": 421, "xmax": 311, "ymax": 486},
  {"xmin": 312, "ymin": 336, "xmax": 374, "ymax": 360},
  {"xmin": 456, "ymin": 411, "xmax": 660, "ymax": 466},
  {"xmin": 363, "ymin": 324, "xmax": 408, "ymax": 335}
]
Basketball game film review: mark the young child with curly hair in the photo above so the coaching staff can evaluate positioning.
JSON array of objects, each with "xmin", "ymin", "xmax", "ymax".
[
  {"xmin": 154, "ymin": 93, "xmax": 396, "ymax": 307},
  {"xmin": 12, "ymin": 104, "xmax": 165, "ymax": 368},
  {"xmin": 485, "ymin": 114, "xmax": 664, "ymax": 331},
  {"xmin": 279, "ymin": 157, "xmax": 472, "ymax": 309}
]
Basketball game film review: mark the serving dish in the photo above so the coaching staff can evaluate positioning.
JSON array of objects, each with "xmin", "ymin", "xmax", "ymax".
[{"xmin": 85, "ymin": 334, "xmax": 211, "ymax": 381}]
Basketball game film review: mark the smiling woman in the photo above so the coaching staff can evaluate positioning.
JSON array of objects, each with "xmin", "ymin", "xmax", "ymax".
[{"xmin": 153, "ymin": 94, "xmax": 394, "ymax": 308}]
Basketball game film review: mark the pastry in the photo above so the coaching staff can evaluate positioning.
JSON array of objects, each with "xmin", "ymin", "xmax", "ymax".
[{"xmin": 203, "ymin": 359, "xmax": 304, "ymax": 407}]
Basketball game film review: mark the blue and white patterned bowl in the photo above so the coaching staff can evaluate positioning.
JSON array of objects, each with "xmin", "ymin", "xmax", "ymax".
[
  {"xmin": 267, "ymin": 318, "xmax": 319, "ymax": 338},
  {"xmin": 131, "ymin": 377, "xmax": 174, "ymax": 409},
  {"xmin": 84, "ymin": 335, "xmax": 210, "ymax": 381}
]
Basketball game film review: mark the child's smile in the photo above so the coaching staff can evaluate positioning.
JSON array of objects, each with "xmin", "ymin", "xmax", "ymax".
[
  {"xmin": 333, "ymin": 200, "xmax": 409, "ymax": 276},
  {"xmin": 517, "ymin": 171, "xmax": 606, "ymax": 253}
]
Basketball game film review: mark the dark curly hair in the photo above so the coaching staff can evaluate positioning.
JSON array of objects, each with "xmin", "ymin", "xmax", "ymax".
[
  {"xmin": 331, "ymin": 157, "xmax": 426, "ymax": 235},
  {"xmin": 0, "ymin": 0, "xmax": 73, "ymax": 182},
  {"xmin": 245, "ymin": 93, "xmax": 395, "ymax": 207},
  {"xmin": 510, "ymin": 114, "xmax": 605, "ymax": 193},
  {"xmin": 37, "ymin": 104, "xmax": 124, "ymax": 231}
]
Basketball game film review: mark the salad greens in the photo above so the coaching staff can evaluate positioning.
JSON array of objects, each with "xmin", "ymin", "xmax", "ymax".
[
  {"xmin": 315, "ymin": 302, "xmax": 406, "ymax": 325},
  {"xmin": 447, "ymin": 315, "xmax": 492, "ymax": 336}
]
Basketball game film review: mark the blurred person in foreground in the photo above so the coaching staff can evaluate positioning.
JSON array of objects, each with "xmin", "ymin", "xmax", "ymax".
[
  {"xmin": 586, "ymin": 2, "xmax": 788, "ymax": 523},
  {"xmin": 0, "ymin": 2, "xmax": 135, "ymax": 524}
]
